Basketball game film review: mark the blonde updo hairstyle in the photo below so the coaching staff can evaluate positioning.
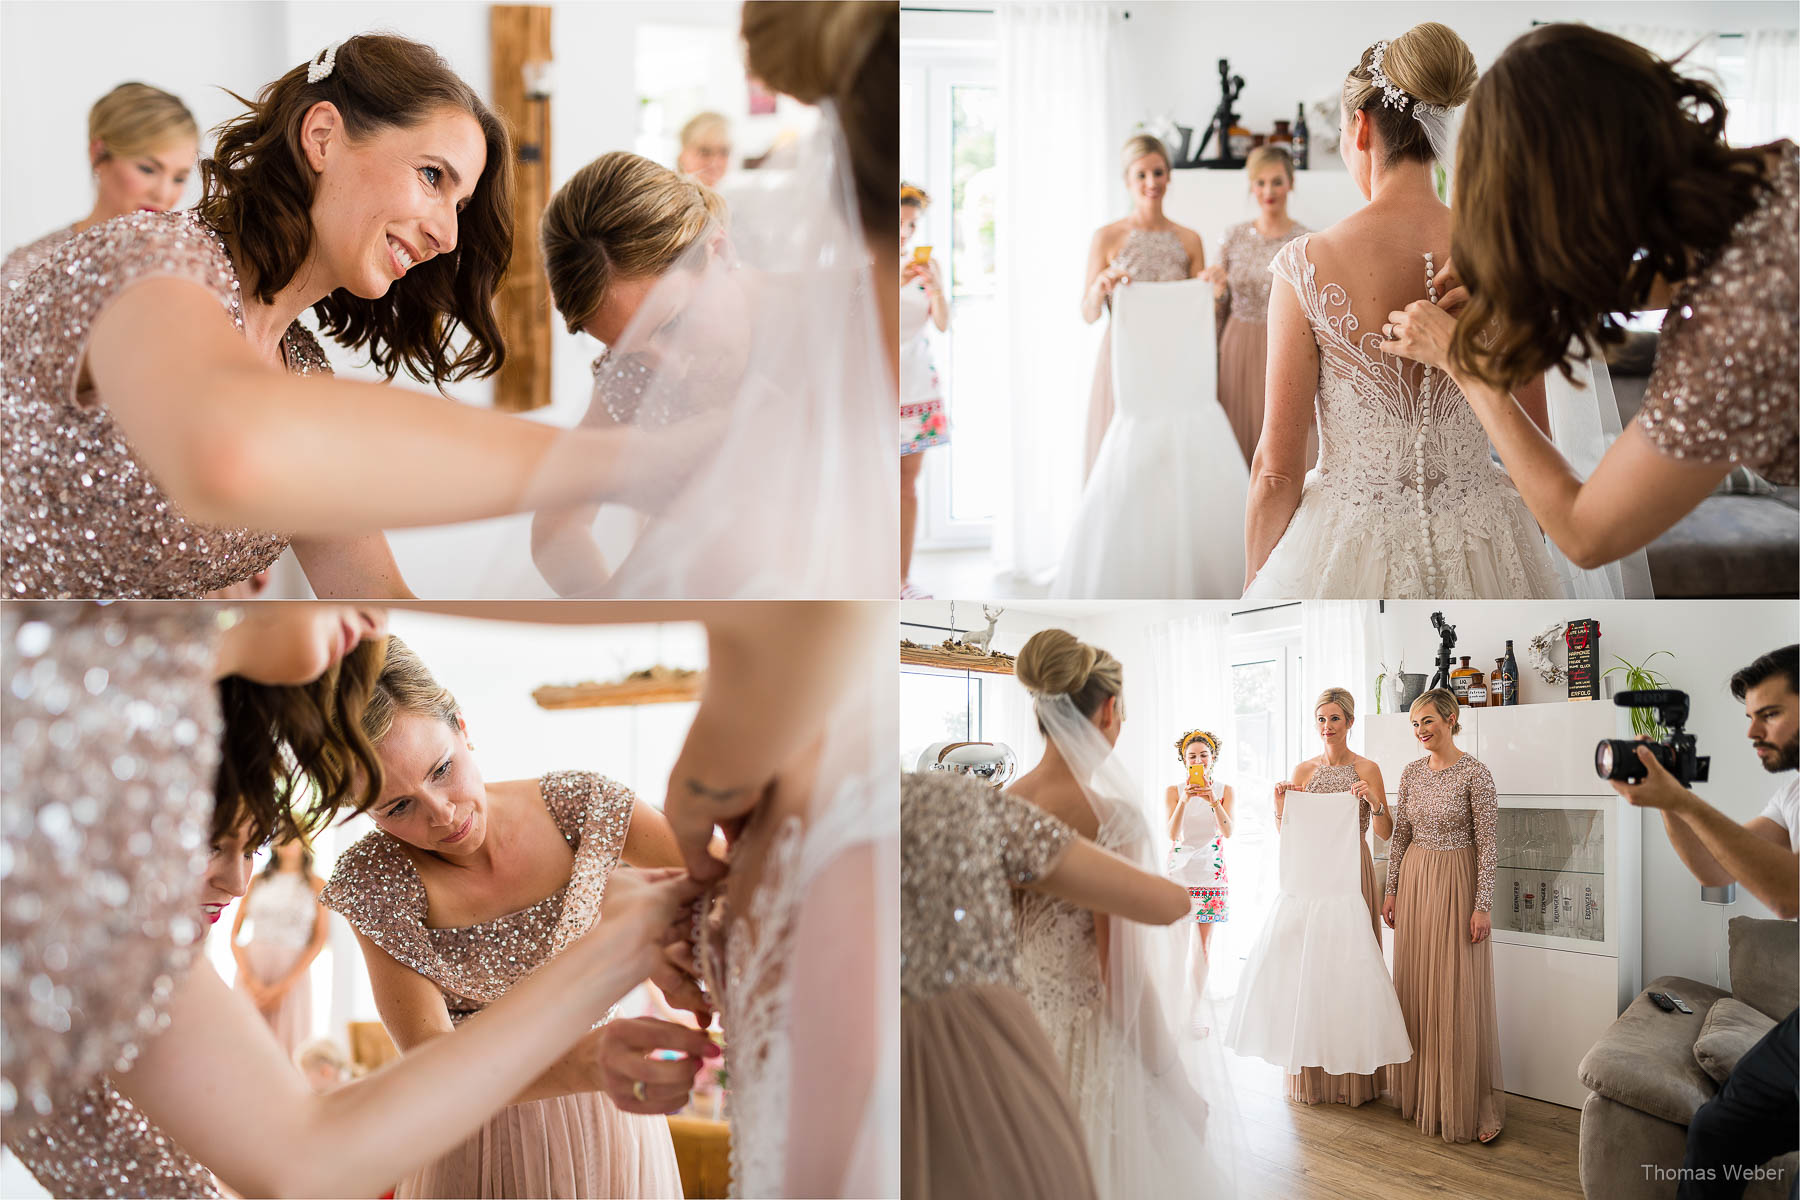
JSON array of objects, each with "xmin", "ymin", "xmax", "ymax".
[
  {"xmin": 1341, "ymin": 22, "xmax": 1477, "ymax": 167},
  {"xmin": 1120, "ymin": 133, "xmax": 1172, "ymax": 177},
  {"xmin": 1410, "ymin": 686, "xmax": 1463, "ymax": 735},
  {"xmin": 1315, "ymin": 686, "xmax": 1356, "ymax": 721},
  {"xmin": 741, "ymin": 1, "xmax": 897, "ymax": 242},
  {"xmin": 1016, "ymin": 629, "xmax": 1125, "ymax": 732},
  {"xmin": 359, "ymin": 637, "xmax": 462, "ymax": 746},
  {"xmin": 540, "ymin": 151, "xmax": 729, "ymax": 335},
  {"xmin": 89, "ymin": 82, "xmax": 198, "ymax": 162},
  {"xmin": 679, "ymin": 111, "xmax": 729, "ymax": 152},
  {"xmin": 1245, "ymin": 144, "xmax": 1295, "ymax": 184}
]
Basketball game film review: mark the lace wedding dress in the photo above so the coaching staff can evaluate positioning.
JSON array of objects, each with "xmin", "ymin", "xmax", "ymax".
[
  {"xmin": 696, "ymin": 766, "xmax": 898, "ymax": 1199},
  {"xmin": 1012, "ymin": 787, "xmax": 1231, "ymax": 1199},
  {"xmin": 1242, "ymin": 236, "xmax": 1562, "ymax": 599}
]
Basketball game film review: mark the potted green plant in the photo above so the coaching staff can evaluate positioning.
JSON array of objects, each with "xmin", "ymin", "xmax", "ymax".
[{"xmin": 1603, "ymin": 651, "xmax": 1674, "ymax": 738}]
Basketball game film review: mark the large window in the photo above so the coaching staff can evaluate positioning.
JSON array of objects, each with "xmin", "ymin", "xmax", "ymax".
[
  {"xmin": 902, "ymin": 44, "xmax": 1000, "ymax": 546},
  {"xmin": 900, "ymin": 666, "xmax": 988, "ymax": 768}
]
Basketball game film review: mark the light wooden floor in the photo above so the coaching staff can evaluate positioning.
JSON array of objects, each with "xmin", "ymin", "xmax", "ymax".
[{"xmin": 1224, "ymin": 1053, "xmax": 1584, "ymax": 1200}]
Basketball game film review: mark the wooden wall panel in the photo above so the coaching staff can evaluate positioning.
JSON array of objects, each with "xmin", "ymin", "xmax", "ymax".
[{"xmin": 489, "ymin": 5, "xmax": 553, "ymax": 412}]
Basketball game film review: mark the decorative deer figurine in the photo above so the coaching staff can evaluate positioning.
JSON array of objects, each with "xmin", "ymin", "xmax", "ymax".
[{"xmin": 957, "ymin": 605, "xmax": 1004, "ymax": 655}]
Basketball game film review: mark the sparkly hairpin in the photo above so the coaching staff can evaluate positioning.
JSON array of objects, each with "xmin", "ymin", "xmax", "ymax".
[
  {"xmin": 1174, "ymin": 729, "xmax": 1222, "ymax": 762},
  {"xmin": 307, "ymin": 42, "xmax": 341, "ymax": 85},
  {"xmin": 1368, "ymin": 40, "xmax": 1410, "ymax": 110}
]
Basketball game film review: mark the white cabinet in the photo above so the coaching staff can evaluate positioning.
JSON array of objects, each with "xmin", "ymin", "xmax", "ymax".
[{"xmin": 1364, "ymin": 703, "xmax": 1643, "ymax": 1108}]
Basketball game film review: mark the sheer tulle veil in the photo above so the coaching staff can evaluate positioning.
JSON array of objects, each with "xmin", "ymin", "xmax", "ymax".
[
  {"xmin": 491, "ymin": 103, "xmax": 895, "ymax": 598},
  {"xmin": 1032, "ymin": 692, "xmax": 1241, "ymax": 1195}
]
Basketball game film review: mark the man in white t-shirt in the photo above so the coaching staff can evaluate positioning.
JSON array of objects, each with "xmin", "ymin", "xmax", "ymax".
[{"xmin": 1611, "ymin": 643, "xmax": 1796, "ymax": 1200}]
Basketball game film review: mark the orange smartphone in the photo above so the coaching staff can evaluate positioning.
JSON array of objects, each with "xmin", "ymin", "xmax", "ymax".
[
  {"xmin": 1187, "ymin": 763, "xmax": 1209, "ymax": 789},
  {"xmin": 912, "ymin": 245, "xmax": 933, "ymax": 264}
]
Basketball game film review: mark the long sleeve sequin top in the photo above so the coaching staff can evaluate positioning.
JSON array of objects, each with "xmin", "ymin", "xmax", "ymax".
[
  {"xmin": 1636, "ymin": 140, "xmax": 1797, "ymax": 486},
  {"xmin": 1, "ymin": 223, "xmax": 79, "ymax": 292},
  {"xmin": 320, "ymin": 772, "xmax": 634, "ymax": 1020},
  {"xmin": 1385, "ymin": 753, "xmax": 1499, "ymax": 912},
  {"xmin": 1217, "ymin": 219, "xmax": 1308, "ymax": 328},
  {"xmin": 1, "ymin": 209, "xmax": 331, "ymax": 598},
  {"xmin": 901, "ymin": 772, "xmax": 1076, "ymax": 1001},
  {"xmin": 1, "ymin": 603, "xmax": 224, "ymax": 1124}
]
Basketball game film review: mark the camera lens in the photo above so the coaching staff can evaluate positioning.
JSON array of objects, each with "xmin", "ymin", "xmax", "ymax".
[{"xmin": 1595, "ymin": 738, "xmax": 1647, "ymax": 782}]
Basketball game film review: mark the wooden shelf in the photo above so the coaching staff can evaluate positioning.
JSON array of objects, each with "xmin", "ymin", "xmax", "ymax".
[
  {"xmin": 532, "ymin": 674, "xmax": 703, "ymax": 709},
  {"xmin": 900, "ymin": 644, "xmax": 1016, "ymax": 675}
]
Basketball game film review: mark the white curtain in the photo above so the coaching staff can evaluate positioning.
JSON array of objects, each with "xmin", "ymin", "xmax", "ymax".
[
  {"xmin": 986, "ymin": 667, "xmax": 1046, "ymax": 782},
  {"xmin": 1140, "ymin": 607, "xmax": 1233, "ymax": 858},
  {"xmin": 994, "ymin": 3, "xmax": 1118, "ymax": 582},
  {"xmin": 1299, "ymin": 601, "xmax": 1374, "ymax": 756},
  {"xmin": 1596, "ymin": 24, "xmax": 1722, "ymax": 80},
  {"xmin": 1736, "ymin": 30, "xmax": 1800, "ymax": 146}
]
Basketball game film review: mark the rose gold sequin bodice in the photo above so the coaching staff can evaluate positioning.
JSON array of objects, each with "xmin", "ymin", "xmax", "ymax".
[
  {"xmin": 1, "ymin": 223, "xmax": 79, "ymax": 292},
  {"xmin": 320, "ymin": 772, "xmax": 634, "ymax": 1021},
  {"xmin": 1110, "ymin": 228, "xmax": 1191, "ymax": 289},
  {"xmin": 1308, "ymin": 761, "xmax": 1371, "ymax": 837},
  {"xmin": 1219, "ymin": 219, "xmax": 1307, "ymax": 325},
  {"xmin": 902, "ymin": 772, "xmax": 1075, "ymax": 1001},
  {"xmin": 1, "ymin": 603, "xmax": 224, "ymax": 1124},
  {"xmin": 2, "ymin": 210, "xmax": 331, "ymax": 598},
  {"xmin": 1638, "ymin": 140, "xmax": 1797, "ymax": 485},
  {"xmin": 1385, "ymin": 754, "xmax": 1499, "ymax": 912},
  {"xmin": 6, "ymin": 1076, "xmax": 219, "ymax": 1198}
]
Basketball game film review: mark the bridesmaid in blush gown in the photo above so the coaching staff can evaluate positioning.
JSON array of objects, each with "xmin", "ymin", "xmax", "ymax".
[
  {"xmin": 232, "ymin": 837, "xmax": 329, "ymax": 1056},
  {"xmin": 902, "ymin": 770, "xmax": 1194, "ymax": 1200},
  {"xmin": 1080, "ymin": 133, "xmax": 1205, "ymax": 479},
  {"xmin": 321, "ymin": 638, "xmax": 685, "ymax": 1198},
  {"xmin": 1272, "ymin": 688, "xmax": 1395, "ymax": 1106},
  {"xmin": 1382, "ymin": 688, "xmax": 1505, "ymax": 1144},
  {"xmin": 1198, "ymin": 145, "xmax": 1308, "ymax": 464}
]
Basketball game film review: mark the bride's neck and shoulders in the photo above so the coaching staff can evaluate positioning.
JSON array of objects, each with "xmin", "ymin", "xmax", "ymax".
[
  {"xmin": 1304, "ymin": 162, "xmax": 1449, "ymax": 265},
  {"xmin": 1006, "ymin": 762, "xmax": 1102, "ymax": 843}
]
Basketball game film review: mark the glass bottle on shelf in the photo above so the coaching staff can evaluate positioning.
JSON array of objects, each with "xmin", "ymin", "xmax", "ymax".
[
  {"xmin": 1450, "ymin": 656, "xmax": 1481, "ymax": 705},
  {"xmin": 1502, "ymin": 640, "xmax": 1520, "ymax": 705},
  {"xmin": 1293, "ymin": 103, "xmax": 1309, "ymax": 169}
]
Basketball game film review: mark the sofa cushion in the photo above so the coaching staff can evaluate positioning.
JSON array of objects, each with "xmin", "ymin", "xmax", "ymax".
[
  {"xmin": 1694, "ymin": 997, "xmax": 1779, "ymax": 1085},
  {"xmin": 1730, "ymin": 916, "xmax": 1800, "ymax": 1020},
  {"xmin": 1579, "ymin": 976, "xmax": 1730, "ymax": 1126},
  {"xmin": 1646, "ymin": 495, "xmax": 1800, "ymax": 598}
]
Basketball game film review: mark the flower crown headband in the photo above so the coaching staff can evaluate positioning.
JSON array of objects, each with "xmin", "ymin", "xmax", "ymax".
[
  {"xmin": 1366, "ymin": 40, "xmax": 1453, "ymax": 122},
  {"xmin": 1174, "ymin": 729, "xmax": 1221, "ymax": 761}
]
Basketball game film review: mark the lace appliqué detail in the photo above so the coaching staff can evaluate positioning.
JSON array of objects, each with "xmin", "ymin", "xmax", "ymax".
[{"xmin": 1254, "ymin": 236, "xmax": 1561, "ymax": 598}]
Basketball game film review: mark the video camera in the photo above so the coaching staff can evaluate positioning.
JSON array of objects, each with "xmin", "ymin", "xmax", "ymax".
[{"xmin": 1594, "ymin": 689, "xmax": 1711, "ymax": 786}]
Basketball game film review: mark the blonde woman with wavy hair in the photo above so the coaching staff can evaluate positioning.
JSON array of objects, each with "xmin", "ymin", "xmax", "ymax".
[{"xmin": 1382, "ymin": 687, "xmax": 1505, "ymax": 1143}]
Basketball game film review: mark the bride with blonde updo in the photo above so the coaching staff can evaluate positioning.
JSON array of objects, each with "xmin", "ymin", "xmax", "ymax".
[
  {"xmin": 1243, "ymin": 22, "xmax": 1562, "ymax": 600},
  {"xmin": 1006, "ymin": 629, "xmax": 1237, "ymax": 1198}
]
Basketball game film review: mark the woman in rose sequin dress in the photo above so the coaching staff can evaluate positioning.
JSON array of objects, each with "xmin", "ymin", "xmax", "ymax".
[
  {"xmin": 1, "ymin": 82, "xmax": 197, "ymax": 291},
  {"xmin": 1198, "ymin": 146, "xmax": 1308, "ymax": 464},
  {"xmin": 1272, "ymin": 687, "xmax": 1395, "ymax": 1109},
  {"xmin": 321, "ymin": 637, "xmax": 692, "ymax": 1198},
  {"xmin": 1386, "ymin": 24, "xmax": 1797, "ymax": 573},
  {"xmin": 1, "ymin": 603, "xmax": 704, "ymax": 1197},
  {"xmin": 1380, "ymin": 688, "xmax": 1505, "ymax": 1144},
  {"xmin": 0, "ymin": 35, "xmax": 692, "ymax": 601},
  {"xmin": 1079, "ymin": 134, "xmax": 1206, "ymax": 479}
]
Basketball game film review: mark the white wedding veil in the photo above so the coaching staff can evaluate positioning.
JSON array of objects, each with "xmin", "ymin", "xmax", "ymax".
[
  {"xmin": 1032, "ymin": 691, "xmax": 1240, "ymax": 1196},
  {"xmin": 487, "ymin": 103, "xmax": 894, "ymax": 598}
]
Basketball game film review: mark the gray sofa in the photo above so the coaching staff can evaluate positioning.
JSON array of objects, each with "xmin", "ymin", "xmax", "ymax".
[
  {"xmin": 1606, "ymin": 332, "xmax": 1800, "ymax": 598},
  {"xmin": 1578, "ymin": 916, "xmax": 1798, "ymax": 1199}
]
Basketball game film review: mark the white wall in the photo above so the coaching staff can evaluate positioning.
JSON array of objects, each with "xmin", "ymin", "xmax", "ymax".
[
  {"xmin": 1113, "ymin": 0, "xmax": 1798, "ymax": 173},
  {"xmin": 1369, "ymin": 599, "xmax": 1797, "ymax": 989}
]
